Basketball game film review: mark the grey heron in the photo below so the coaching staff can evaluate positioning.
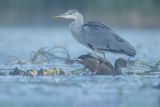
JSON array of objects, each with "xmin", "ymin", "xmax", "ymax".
[
  {"xmin": 77, "ymin": 54, "xmax": 127, "ymax": 75},
  {"xmin": 54, "ymin": 9, "xmax": 136, "ymax": 57}
]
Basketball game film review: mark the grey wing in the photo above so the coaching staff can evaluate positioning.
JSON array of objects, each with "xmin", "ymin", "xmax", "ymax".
[{"xmin": 82, "ymin": 22, "xmax": 136, "ymax": 56}]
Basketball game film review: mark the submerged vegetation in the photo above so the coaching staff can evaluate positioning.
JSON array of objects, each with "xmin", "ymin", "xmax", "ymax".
[{"xmin": 0, "ymin": 46, "xmax": 160, "ymax": 77}]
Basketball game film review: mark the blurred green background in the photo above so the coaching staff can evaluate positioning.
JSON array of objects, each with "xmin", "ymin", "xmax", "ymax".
[{"xmin": 0, "ymin": 0, "xmax": 160, "ymax": 28}]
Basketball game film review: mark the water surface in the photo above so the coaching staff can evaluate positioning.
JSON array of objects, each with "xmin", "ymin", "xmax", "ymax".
[{"xmin": 0, "ymin": 27, "xmax": 160, "ymax": 107}]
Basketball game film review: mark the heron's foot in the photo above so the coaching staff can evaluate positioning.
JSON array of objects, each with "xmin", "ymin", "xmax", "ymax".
[
  {"xmin": 88, "ymin": 51, "xmax": 106, "ymax": 60},
  {"xmin": 87, "ymin": 52, "xmax": 98, "ymax": 58},
  {"xmin": 87, "ymin": 52, "xmax": 93, "ymax": 55},
  {"xmin": 92, "ymin": 49, "xmax": 99, "ymax": 56}
]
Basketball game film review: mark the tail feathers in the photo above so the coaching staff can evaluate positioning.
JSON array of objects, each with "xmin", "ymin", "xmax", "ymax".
[{"xmin": 122, "ymin": 43, "xmax": 136, "ymax": 57}]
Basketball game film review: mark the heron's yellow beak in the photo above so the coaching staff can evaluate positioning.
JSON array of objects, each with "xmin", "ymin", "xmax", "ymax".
[{"xmin": 53, "ymin": 15, "xmax": 64, "ymax": 19}]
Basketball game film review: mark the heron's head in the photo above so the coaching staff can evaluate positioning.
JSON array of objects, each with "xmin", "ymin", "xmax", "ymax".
[
  {"xmin": 54, "ymin": 9, "xmax": 82, "ymax": 20},
  {"xmin": 76, "ymin": 54, "xmax": 91, "ymax": 63}
]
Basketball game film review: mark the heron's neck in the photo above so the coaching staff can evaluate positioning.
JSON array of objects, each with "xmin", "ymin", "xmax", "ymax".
[{"xmin": 70, "ymin": 14, "xmax": 84, "ymax": 33}]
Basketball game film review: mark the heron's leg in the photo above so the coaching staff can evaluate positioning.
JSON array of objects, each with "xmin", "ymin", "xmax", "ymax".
[
  {"xmin": 102, "ymin": 52, "xmax": 106, "ymax": 59},
  {"xmin": 92, "ymin": 49, "xmax": 106, "ymax": 59},
  {"xmin": 127, "ymin": 57, "xmax": 130, "ymax": 63}
]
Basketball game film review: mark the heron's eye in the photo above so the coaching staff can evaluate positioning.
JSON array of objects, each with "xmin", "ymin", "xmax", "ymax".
[{"xmin": 66, "ymin": 12, "xmax": 72, "ymax": 15}]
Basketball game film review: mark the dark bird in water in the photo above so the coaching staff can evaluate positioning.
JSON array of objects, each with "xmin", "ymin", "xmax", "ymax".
[
  {"xmin": 54, "ymin": 9, "xmax": 136, "ymax": 57},
  {"xmin": 77, "ymin": 54, "xmax": 127, "ymax": 75}
]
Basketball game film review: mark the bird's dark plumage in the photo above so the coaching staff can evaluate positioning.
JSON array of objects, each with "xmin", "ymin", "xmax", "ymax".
[
  {"xmin": 82, "ymin": 21, "xmax": 136, "ymax": 56},
  {"xmin": 77, "ymin": 54, "xmax": 127, "ymax": 75},
  {"xmin": 78, "ymin": 54, "xmax": 94, "ymax": 60}
]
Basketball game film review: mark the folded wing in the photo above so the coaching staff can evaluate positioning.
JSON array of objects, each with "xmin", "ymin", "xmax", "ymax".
[{"xmin": 82, "ymin": 22, "xmax": 136, "ymax": 56}]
